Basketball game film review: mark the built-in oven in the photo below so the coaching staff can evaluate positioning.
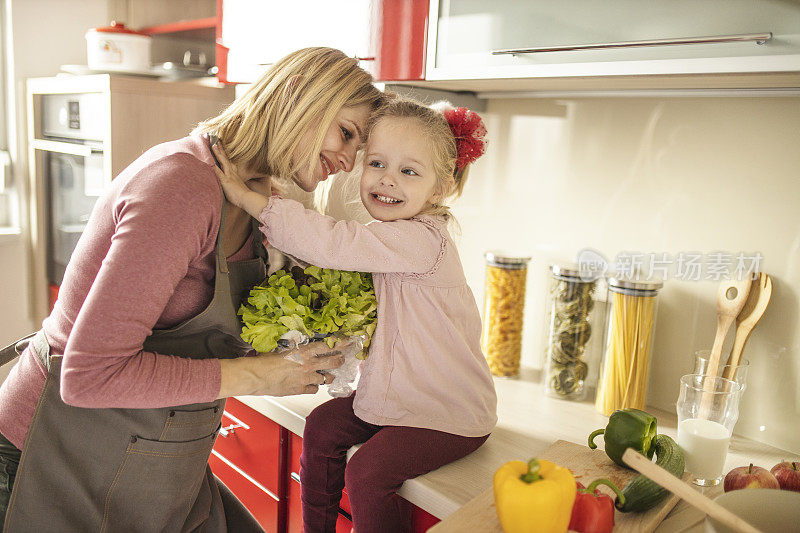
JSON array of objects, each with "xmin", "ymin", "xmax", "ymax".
[
  {"xmin": 38, "ymin": 92, "xmax": 108, "ymax": 307},
  {"xmin": 27, "ymin": 75, "xmax": 235, "ymax": 320}
]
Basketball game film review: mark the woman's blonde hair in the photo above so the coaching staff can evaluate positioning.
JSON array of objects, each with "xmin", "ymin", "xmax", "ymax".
[
  {"xmin": 367, "ymin": 96, "xmax": 474, "ymax": 218},
  {"xmin": 195, "ymin": 47, "xmax": 384, "ymax": 183}
]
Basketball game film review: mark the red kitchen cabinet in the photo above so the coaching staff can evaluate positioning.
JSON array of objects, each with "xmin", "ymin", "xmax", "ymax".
[
  {"xmin": 209, "ymin": 398, "xmax": 282, "ymax": 530},
  {"xmin": 209, "ymin": 451, "xmax": 280, "ymax": 529},
  {"xmin": 374, "ymin": 0, "xmax": 429, "ymax": 81},
  {"xmin": 213, "ymin": 397, "xmax": 282, "ymax": 494}
]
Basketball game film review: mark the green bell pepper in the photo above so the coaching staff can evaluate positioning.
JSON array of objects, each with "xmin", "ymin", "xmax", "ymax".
[{"xmin": 588, "ymin": 408, "xmax": 657, "ymax": 467}]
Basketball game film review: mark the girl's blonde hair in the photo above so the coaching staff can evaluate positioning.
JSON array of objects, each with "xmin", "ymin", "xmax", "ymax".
[
  {"xmin": 367, "ymin": 96, "xmax": 475, "ymax": 218},
  {"xmin": 194, "ymin": 47, "xmax": 384, "ymax": 183}
]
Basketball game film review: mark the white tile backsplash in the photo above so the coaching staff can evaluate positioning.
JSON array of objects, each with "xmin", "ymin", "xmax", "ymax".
[{"xmin": 453, "ymin": 96, "xmax": 800, "ymax": 453}]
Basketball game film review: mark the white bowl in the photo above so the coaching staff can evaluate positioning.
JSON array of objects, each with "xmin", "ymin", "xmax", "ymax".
[{"xmin": 704, "ymin": 488, "xmax": 800, "ymax": 533}]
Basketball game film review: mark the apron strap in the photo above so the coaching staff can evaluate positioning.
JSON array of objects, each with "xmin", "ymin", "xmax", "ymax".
[
  {"xmin": 252, "ymin": 217, "xmax": 269, "ymax": 263},
  {"xmin": 0, "ymin": 332, "xmax": 38, "ymax": 366},
  {"xmin": 216, "ymin": 198, "xmax": 230, "ymax": 275}
]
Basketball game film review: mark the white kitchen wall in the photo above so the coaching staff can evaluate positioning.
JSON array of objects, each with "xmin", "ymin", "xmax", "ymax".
[{"xmin": 452, "ymin": 96, "xmax": 800, "ymax": 453}]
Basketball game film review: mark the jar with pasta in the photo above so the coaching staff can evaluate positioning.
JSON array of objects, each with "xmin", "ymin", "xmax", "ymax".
[
  {"xmin": 595, "ymin": 277, "xmax": 663, "ymax": 416},
  {"xmin": 543, "ymin": 264, "xmax": 600, "ymax": 401},
  {"xmin": 482, "ymin": 252, "xmax": 531, "ymax": 377}
]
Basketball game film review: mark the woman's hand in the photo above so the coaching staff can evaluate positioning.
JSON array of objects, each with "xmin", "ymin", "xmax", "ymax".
[
  {"xmin": 217, "ymin": 342, "xmax": 345, "ymax": 398},
  {"xmin": 212, "ymin": 143, "xmax": 271, "ymax": 218}
]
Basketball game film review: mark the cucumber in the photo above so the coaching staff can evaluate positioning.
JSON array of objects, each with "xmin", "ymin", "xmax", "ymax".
[{"xmin": 615, "ymin": 434, "xmax": 685, "ymax": 513}]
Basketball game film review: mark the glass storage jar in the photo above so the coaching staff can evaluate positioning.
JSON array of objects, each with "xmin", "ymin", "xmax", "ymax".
[
  {"xmin": 543, "ymin": 264, "xmax": 600, "ymax": 401},
  {"xmin": 595, "ymin": 277, "xmax": 663, "ymax": 416},
  {"xmin": 481, "ymin": 252, "xmax": 531, "ymax": 377}
]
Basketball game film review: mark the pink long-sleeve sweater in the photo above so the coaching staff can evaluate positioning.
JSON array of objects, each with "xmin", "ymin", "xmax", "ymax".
[
  {"xmin": 260, "ymin": 197, "xmax": 498, "ymax": 437},
  {"xmin": 0, "ymin": 135, "xmax": 250, "ymax": 449}
]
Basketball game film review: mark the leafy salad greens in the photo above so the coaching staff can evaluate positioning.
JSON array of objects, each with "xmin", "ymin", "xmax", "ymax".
[{"xmin": 239, "ymin": 265, "xmax": 377, "ymax": 357}]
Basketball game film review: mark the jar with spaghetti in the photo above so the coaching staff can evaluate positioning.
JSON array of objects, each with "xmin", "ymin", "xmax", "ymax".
[
  {"xmin": 595, "ymin": 277, "xmax": 663, "ymax": 416},
  {"xmin": 543, "ymin": 264, "xmax": 600, "ymax": 400},
  {"xmin": 481, "ymin": 252, "xmax": 531, "ymax": 377}
]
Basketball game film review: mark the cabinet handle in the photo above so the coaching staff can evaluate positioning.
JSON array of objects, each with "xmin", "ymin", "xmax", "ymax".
[
  {"xmin": 218, "ymin": 411, "xmax": 250, "ymax": 437},
  {"xmin": 219, "ymin": 422, "xmax": 248, "ymax": 437},
  {"xmin": 491, "ymin": 32, "xmax": 772, "ymax": 55}
]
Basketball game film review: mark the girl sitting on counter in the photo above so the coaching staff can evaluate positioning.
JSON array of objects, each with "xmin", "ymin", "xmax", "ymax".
[{"xmin": 213, "ymin": 95, "xmax": 498, "ymax": 533}]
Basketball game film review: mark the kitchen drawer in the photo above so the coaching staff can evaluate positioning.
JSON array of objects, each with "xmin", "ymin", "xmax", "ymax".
[
  {"xmin": 212, "ymin": 397, "xmax": 281, "ymax": 495},
  {"xmin": 209, "ymin": 450, "xmax": 279, "ymax": 531}
]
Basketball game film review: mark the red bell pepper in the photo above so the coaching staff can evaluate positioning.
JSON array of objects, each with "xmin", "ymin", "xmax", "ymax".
[{"xmin": 568, "ymin": 478, "xmax": 625, "ymax": 533}]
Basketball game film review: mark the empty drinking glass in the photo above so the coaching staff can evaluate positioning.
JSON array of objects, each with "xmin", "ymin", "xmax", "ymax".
[{"xmin": 676, "ymin": 374, "xmax": 742, "ymax": 486}]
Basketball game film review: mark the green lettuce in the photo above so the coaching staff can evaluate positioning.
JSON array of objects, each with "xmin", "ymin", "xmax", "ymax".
[{"xmin": 238, "ymin": 266, "xmax": 377, "ymax": 357}]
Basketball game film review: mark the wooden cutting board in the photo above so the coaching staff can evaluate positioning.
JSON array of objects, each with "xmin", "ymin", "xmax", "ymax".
[{"xmin": 429, "ymin": 439, "xmax": 689, "ymax": 533}]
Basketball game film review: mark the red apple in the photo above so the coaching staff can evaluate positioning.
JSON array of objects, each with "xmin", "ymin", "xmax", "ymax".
[
  {"xmin": 723, "ymin": 463, "xmax": 780, "ymax": 492},
  {"xmin": 770, "ymin": 461, "xmax": 800, "ymax": 492}
]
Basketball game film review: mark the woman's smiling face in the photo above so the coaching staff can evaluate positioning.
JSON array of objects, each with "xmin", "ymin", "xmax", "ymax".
[
  {"xmin": 360, "ymin": 117, "xmax": 439, "ymax": 222},
  {"xmin": 292, "ymin": 104, "xmax": 370, "ymax": 192}
]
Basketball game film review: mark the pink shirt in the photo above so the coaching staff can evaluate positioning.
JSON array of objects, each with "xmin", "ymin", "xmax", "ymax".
[
  {"xmin": 0, "ymin": 135, "xmax": 249, "ymax": 449},
  {"xmin": 261, "ymin": 198, "xmax": 497, "ymax": 437}
]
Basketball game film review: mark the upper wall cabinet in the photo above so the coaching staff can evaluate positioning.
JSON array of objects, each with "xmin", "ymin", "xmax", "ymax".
[
  {"xmin": 421, "ymin": 0, "xmax": 800, "ymax": 91},
  {"xmin": 219, "ymin": 0, "xmax": 375, "ymax": 83},
  {"xmin": 218, "ymin": 0, "xmax": 428, "ymax": 84}
]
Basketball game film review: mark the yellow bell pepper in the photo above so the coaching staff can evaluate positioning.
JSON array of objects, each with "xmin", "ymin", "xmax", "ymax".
[{"xmin": 493, "ymin": 458, "xmax": 576, "ymax": 533}]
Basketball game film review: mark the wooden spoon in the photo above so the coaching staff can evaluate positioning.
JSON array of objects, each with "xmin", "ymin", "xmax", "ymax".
[
  {"xmin": 700, "ymin": 278, "xmax": 752, "ymax": 414},
  {"xmin": 722, "ymin": 273, "xmax": 772, "ymax": 381},
  {"xmin": 622, "ymin": 448, "xmax": 764, "ymax": 533}
]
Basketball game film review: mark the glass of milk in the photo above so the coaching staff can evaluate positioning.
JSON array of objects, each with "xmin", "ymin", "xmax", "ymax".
[{"xmin": 676, "ymin": 373, "xmax": 742, "ymax": 486}]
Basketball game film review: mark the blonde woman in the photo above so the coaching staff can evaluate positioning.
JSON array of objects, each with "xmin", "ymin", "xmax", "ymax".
[{"xmin": 0, "ymin": 47, "xmax": 384, "ymax": 532}]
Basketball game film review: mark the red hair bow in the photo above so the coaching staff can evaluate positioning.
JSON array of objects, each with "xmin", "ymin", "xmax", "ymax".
[{"xmin": 443, "ymin": 107, "xmax": 487, "ymax": 169}]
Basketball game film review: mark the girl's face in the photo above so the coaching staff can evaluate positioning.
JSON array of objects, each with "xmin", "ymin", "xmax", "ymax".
[
  {"xmin": 360, "ymin": 117, "xmax": 439, "ymax": 222},
  {"xmin": 292, "ymin": 104, "xmax": 371, "ymax": 192}
]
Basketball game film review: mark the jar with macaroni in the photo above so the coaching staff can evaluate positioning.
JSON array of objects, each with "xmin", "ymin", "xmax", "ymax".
[
  {"xmin": 481, "ymin": 252, "xmax": 531, "ymax": 377},
  {"xmin": 595, "ymin": 277, "xmax": 663, "ymax": 416},
  {"xmin": 543, "ymin": 264, "xmax": 602, "ymax": 401}
]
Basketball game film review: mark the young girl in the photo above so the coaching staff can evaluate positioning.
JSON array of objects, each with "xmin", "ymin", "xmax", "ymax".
[{"xmin": 214, "ymin": 97, "xmax": 497, "ymax": 533}]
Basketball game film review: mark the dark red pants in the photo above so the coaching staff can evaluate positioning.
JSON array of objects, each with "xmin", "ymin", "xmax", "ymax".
[{"xmin": 299, "ymin": 394, "xmax": 489, "ymax": 533}]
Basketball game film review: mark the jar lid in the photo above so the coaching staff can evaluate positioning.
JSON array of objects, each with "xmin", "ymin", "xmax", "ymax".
[
  {"xmin": 87, "ymin": 21, "xmax": 149, "ymax": 36},
  {"xmin": 549, "ymin": 263, "xmax": 584, "ymax": 279},
  {"xmin": 607, "ymin": 276, "xmax": 664, "ymax": 293},
  {"xmin": 485, "ymin": 251, "xmax": 531, "ymax": 269}
]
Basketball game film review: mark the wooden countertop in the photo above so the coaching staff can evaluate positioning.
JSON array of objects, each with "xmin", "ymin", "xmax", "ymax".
[{"xmin": 236, "ymin": 367, "xmax": 796, "ymax": 532}]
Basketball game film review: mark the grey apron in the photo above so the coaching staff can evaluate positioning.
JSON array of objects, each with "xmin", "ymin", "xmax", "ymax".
[{"xmin": 0, "ymin": 189, "xmax": 267, "ymax": 532}]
